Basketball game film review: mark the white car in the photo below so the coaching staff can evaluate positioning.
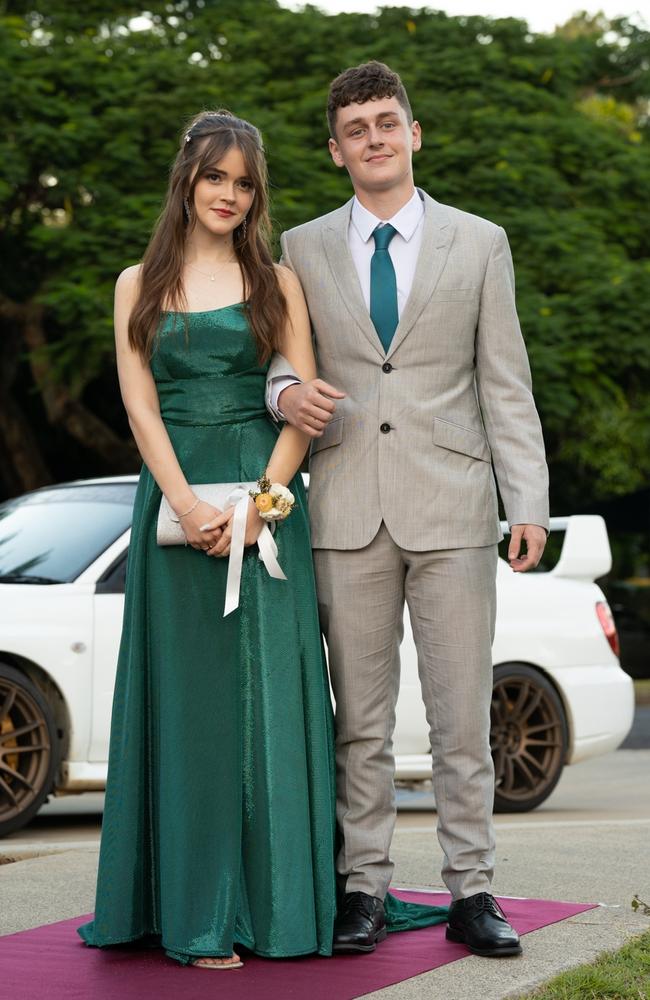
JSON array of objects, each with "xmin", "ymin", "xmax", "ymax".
[{"xmin": 0, "ymin": 476, "xmax": 634, "ymax": 836}]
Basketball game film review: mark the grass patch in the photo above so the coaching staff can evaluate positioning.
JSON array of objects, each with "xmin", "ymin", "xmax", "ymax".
[
  {"xmin": 633, "ymin": 680, "xmax": 650, "ymax": 706},
  {"xmin": 516, "ymin": 929, "xmax": 650, "ymax": 999}
]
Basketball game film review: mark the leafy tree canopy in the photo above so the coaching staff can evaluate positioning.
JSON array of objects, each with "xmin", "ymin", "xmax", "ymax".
[{"xmin": 1, "ymin": 0, "xmax": 649, "ymax": 513}]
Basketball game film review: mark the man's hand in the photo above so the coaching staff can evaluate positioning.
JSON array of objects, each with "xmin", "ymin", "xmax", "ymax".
[
  {"xmin": 278, "ymin": 379, "xmax": 346, "ymax": 437},
  {"xmin": 508, "ymin": 524, "xmax": 547, "ymax": 572}
]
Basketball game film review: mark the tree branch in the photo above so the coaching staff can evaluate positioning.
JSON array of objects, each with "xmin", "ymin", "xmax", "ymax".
[{"xmin": 0, "ymin": 292, "xmax": 139, "ymax": 472}]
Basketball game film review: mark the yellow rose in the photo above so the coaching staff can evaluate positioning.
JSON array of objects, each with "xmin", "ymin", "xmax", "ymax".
[{"xmin": 255, "ymin": 492, "xmax": 273, "ymax": 513}]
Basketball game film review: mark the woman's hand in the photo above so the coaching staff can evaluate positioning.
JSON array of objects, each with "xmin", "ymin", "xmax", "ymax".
[
  {"xmin": 180, "ymin": 500, "xmax": 229, "ymax": 551},
  {"xmin": 203, "ymin": 498, "xmax": 264, "ymax": 558}
]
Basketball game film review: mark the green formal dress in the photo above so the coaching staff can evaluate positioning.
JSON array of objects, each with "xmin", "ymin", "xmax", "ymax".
[{"xmin": 77, "ymin": 304, "xmax": 447, "ymax": 966}]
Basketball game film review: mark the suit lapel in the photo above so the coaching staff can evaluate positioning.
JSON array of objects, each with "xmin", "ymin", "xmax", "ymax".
[
  {"xmin": 385, "ymin": 191, "xmax": 455, "ymax": 360},
  {"xmin": 322, "ymin": 201, "xmax": 385, "ymax": 359}
]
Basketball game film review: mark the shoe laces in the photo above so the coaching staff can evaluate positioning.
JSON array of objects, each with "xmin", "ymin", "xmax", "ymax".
[
  {"xmin": 340, "ymin": 891, "xmax": 376, "ymax": 918},
  {"xmin": 468, "ymin": 893, "xmax": 507, "ymax": 919}
]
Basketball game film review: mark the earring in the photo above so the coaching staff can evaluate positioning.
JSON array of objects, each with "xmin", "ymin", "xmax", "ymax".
[
  {"xmin": 241, "ymin": 216, "xmax": 248, "ymax": 241},
  {"xmin": 183, "ymin": 196, "xmax": 191, "ymax": 222}
]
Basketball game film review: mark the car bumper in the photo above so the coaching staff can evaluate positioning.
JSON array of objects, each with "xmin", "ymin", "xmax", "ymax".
[
  {"xmin": 394, "ymin": 663, "xmax": 635, "ymax": 782},
  {"xmin": 545, "ymin": 663, "xmax": 635, "ymax": 764},
  {"xmin": 394, "ymin": 754, "xmax": 433, "ymax": 781},
  {"xmin": 57, "ymin": 760, "xmax": 107, "ymax": 791},
  {"xmin": 58, "ymin": 667, "xmax": 635, "ymax": 790}
]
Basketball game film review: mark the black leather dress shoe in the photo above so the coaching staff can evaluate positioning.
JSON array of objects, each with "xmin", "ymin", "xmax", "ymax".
[
  {"xmin": 333, "ymin": 891, "xmax": 387, "ymax": 953},
  {"xmin": 446, "ymin": 892, "xmax": 522, "ymax": 957}
]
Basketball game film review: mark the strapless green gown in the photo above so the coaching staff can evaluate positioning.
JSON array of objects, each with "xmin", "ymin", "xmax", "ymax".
[{"xmin": 77, "ymin": 305, "xmax": 447, "ymax": 965}]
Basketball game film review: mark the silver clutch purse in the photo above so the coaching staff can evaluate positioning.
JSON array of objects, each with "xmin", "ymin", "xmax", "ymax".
[
  {"xmin": 156, "ymin": 483, "xmax": 286, "ymax": 617},
  {"xmin": 156, "ymin": 482, "xmax": 257, "ymax": 546}
]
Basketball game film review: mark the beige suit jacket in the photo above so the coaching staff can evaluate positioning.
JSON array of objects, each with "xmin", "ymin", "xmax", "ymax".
[{"xmin": 268, "ymin": 190, "xmax": 549, "ymax": 551}]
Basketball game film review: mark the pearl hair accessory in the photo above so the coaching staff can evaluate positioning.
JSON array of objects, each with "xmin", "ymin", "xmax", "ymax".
[{"xmin": 184, "ymin": 112, "xmax": 233, "ymax": 145}]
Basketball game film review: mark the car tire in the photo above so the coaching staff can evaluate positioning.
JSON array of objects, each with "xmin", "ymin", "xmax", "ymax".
[
  {"xmin": 491, "ymin": 663, "xmax": 568, "ymax": 813},
  {"xmin": 0, "ymin": 663, "xmax": 60, "ymax": 837}
]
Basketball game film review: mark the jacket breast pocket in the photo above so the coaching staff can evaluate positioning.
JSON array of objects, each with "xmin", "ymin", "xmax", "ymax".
[
  {"xmin": 310, "ymin": 414, "xmax": 344, "ymax": 456},
  {"xmin": 434, "ymin": 287, "xmax": 478, "ymax": 302},
  {"xmin": 433, "ymin": 416, "xmax": 491, "ymax": 462}
]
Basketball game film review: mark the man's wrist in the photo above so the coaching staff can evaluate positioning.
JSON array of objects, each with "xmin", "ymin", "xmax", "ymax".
[
  {"xmin": 510, "ymin": 522, "xmax": 549, "ymax": 537},
  {"xmin": 269, "ymin": 376, "xmax": 301, "ymax": 421},
  {"xmin": 277, "ymin": 380, "xmax": 301, "ymax": 419}
]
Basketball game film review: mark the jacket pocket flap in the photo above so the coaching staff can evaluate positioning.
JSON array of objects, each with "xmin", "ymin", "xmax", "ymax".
[
  {"xmin": 433, "ymin": 417, "xmax": 490, "ymax": 462},
  {"xmin": 434, "ymin": 287, "xmax": 478, "ymax": 301},
  {"xmin": 310, "ymin": 414, "xmax": 344, "ymax": 456}
]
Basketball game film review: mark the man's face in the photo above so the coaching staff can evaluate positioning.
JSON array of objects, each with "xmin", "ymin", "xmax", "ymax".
[{"xmin": 328, "ymin": 96, "xmax": 421, "ymax": 194}]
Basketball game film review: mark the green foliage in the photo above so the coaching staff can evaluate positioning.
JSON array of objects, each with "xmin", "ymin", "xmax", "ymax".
[
  {"xmin": 1, "ymin": 0, "xmax": 649, "ymax": 508},
  {"xmin": 517, "ymin": 928, "xmax": 650, "ymax": 999}
]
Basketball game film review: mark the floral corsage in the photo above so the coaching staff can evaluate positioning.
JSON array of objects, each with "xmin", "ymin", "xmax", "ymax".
[{"xmin": 249, "ymin": 475, "xmax": 295, "ymax": 522}]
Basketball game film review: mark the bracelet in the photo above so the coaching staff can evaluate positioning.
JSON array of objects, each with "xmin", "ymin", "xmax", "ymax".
[
  {"xmin": 248, "ymin": 474, "xmax": 295, "ymax": 523},
  {"xmin": 169, "ymin": 496, "xmax": 199, "ymax": 523}
]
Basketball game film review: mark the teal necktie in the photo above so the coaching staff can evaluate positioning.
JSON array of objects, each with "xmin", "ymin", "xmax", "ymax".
[{"xmin": 370, "ymin": 223, "xmax": 399, "ymax": 352}]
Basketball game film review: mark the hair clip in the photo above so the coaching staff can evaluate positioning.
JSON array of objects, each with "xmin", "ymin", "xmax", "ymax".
[{"xmin": 184, "ymin": 132, "xmax": 192, "ymax": 143}]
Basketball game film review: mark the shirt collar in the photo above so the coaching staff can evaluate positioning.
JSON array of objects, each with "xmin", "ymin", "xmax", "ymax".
[{"xmin": 351, "ymin": 188, "xmax": 424, "ymax": 244}]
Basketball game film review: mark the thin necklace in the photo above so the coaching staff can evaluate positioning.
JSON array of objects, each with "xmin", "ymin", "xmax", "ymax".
[{"xmin": 186, "ymin": 256, "xmax": 236, "ymax": 282}]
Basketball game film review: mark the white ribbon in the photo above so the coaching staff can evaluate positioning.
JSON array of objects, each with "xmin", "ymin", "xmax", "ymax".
[{"xmin": 222, "ymin": 486, "xmax": 287, "ymax": 617}]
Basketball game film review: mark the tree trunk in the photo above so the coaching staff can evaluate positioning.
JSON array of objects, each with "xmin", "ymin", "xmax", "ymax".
[
  {"xmin": 0, "ymin": 391, "xmax": 53, "ymax": 496},
  {"xmin": 0, "ymin": 314, "xmax": 53, "ymax": 495},
  {"xmin": 0, "ymin": 294, "xmax": 139, "ymax": 475}
]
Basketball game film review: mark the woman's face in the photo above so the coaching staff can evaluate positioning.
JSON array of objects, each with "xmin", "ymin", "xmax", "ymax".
[{"xmin": 190, "ymin": 144, "xmax": 255, "ymax": 240}]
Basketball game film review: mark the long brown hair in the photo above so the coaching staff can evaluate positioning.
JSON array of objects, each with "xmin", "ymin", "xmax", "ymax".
[{"xmin": 128, "ymin": 110, "xmax": 287, "ymax": 364}]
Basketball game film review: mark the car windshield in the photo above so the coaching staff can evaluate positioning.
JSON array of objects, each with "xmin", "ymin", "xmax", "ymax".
[{"xmin": 0, "ymin": 483, "xmax": 136, "ymax": 584}]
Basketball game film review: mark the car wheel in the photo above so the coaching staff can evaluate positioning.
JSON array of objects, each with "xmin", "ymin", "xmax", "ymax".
[
  {"xmin": 491, "ymin": 663, "xmax": 568, "ymax": 813},
  {"xmin": 0, "ymin": 663, "xmax": 60, "ymax": 837}
]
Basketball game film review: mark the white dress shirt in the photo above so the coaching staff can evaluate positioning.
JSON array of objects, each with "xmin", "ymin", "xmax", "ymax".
[
  {"xmin": 348, "ymin": 187, "xmax": 424, "ymax": 315},
  {"xmin": 270, "ymin": 188, "xmax": 425, "ymax": 413}
]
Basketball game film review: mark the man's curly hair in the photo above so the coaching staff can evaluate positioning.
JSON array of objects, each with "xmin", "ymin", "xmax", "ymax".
[{"xmin": 327, "ymin": 61, "xmax": 413, "ymax": 138}]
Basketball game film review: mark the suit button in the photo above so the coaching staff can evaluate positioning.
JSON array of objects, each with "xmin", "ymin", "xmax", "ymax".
[
  {"xmin": 380, "ymin": 423, "xmax": 391, "ymax": 434},
  {"xmin": 382, "ymin": 362, "xmax": 393, "ymax": 373}
]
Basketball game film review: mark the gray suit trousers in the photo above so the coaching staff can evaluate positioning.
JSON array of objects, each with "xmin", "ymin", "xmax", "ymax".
[{"xmin": 314, "ymin": 522, "xmax": 498, "ymax": 902}]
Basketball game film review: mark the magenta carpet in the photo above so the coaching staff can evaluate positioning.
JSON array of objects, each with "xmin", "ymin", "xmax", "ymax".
[{"xmin": 0, "ymin": 890, "xmax": 597, "ymax": 1000}]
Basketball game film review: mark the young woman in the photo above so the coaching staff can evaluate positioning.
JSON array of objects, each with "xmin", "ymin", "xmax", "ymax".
[
  {"xmin": 77, "ymin": 109, "xmax": 447, "ymax": 971},
  {"xmin": 77, "ymin": 110, "xmax": 337, "ymax": 969}
]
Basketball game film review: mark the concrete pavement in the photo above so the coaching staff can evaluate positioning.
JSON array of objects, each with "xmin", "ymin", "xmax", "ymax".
[{"xmin": 1, "ymin": 750, "xmax": 649, "ymax": 999}]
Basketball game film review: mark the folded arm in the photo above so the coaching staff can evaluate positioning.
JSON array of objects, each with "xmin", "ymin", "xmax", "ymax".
[
  {"xmin": 264, "ymin": 266, "xmax": 320, "ymax": 483},
  {"xmin": 264, "ymin": 232, "xmax": 345, "ymax": 435}
]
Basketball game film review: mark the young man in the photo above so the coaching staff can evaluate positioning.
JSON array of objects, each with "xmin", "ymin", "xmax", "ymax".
[{"xmin": 267, "ymin": 61, "xmax": 549, "ymax": 957}]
